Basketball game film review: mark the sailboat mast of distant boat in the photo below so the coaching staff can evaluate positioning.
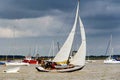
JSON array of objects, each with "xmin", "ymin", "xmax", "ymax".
[{"xmin": 13, "ymin": 26, "xmax": 16, "ymax": 60}]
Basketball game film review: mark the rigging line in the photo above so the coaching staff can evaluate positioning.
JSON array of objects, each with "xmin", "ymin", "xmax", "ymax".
[{"xmin": 105, "ymin": 35, "xmax": 112, "ymax": 56}]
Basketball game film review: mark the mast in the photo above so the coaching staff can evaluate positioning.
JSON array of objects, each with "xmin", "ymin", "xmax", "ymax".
[
  {"xmin": 109, "ymin": 35, "xmax": 112, "ymax": 59},
  {"xmin": 13, "ymin": 26, "xmax": 16, "ymax": 60},
  {"xmin": 52, "ymin": 40, "xmax": 55, "ymax": 57},
  {"xmin": 48, "ymin": 40, "xmax": 55, "ymax": 57},
  {"xmin": 57, "ymin": 42, "xmax": 60, "ymax": 51}
]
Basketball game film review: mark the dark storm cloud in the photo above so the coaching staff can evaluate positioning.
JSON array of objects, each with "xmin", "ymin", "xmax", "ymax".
[
  {"xmin": 0, "ymin": 0, "xmax": 76, "ymax": 19},
  {"xmin": 0, "ymin": 0, "xmax": 120, "ymax": 37},
  {"xmin": 0, "ymin": 0, "xmax": 120, "ymax": 55},
  {"xmin": 78, "ymin": 0, "xmax": 120, "ymax": 38},
  {"xmin": 86, "ymin": 15, "xmax": 120, "ymax": 30}
]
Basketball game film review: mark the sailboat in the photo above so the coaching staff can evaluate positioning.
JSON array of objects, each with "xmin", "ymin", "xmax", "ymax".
[
  {"xmin": 22, "ymin": 56, "xmax": 38, "ymax": 64},
  {"xmin": 36, "ymin": 0, "xmax": 86, "ymax": 72},
  {"xmin": 22, "ymin": 46, "xmax": 38, "ymax": 64},
  {"xmin": 104, "ymin": 35, "xmax": 120, "ymax": 64},
  {"xmin": 5, "ymin": 27, "xmax": 29, "ymax": 66},
  {"xmin": 22, "ymin": 48, "xmax": 38, "ymax": 65}
]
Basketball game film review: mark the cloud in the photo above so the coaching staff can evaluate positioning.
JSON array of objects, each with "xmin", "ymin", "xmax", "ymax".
[
  {"xmin": 0, "ymin": 0, "xmax": 120, "ymax": 56},
  {"xmin": 0, "ymin": 0, "xmax": 76, "ymax": 19},
  {"xmin": 0, "ymin": 27, "xmax": 13, "ymax": 38},
  {"xmin": 80, "ymin": 0, "xmax": 120, "ymax": 38},
  {"xmin": 0, "ymin": 14, "xmax": 67, "ymax": 38}
]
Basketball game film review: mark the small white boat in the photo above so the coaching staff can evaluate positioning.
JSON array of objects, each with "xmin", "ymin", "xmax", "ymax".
[
  {"xmin": 5, "ymin": 61, "xmax": 29, "ymax": 66},
  {"xmin": 4, "ymin": 67, "xmax": 20, "ymax": 73},
  {"xmin": 104, "ymin": 57, "xmax": 120, "ymax": 64},
  {"xmin": 104, "ymin": 35, "xmax": 120, "ymax": 64}
]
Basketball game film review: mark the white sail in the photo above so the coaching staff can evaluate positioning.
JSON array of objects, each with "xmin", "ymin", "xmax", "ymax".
[
  {"xmin": 70, "ymin": 16, "xmax": 86, "ymax": 66},
  {"xmin": 52, "ymin": 2, "xmax": 80, "ymax": 64}
]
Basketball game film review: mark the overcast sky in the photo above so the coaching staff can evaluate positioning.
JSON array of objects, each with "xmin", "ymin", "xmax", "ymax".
[{"xmin": 0, "ymin": 0, "xmax": 120, "ymax": 56}]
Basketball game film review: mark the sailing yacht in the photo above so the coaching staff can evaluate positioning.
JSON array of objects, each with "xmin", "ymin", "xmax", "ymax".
[
  {"xmin": 36, "ymin": 0, "xmax": 86, "ymax": 72},
  {"xmin": 5, "ymin": 27, "xmax": 29, "ymax": 66},
  {"xmin": 104, "ymin": 35, "xmax": 120, "ymax": 64}
]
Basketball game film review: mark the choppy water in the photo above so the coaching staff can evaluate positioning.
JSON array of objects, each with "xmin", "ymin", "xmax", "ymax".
[{"xmin": 0, "ymin": 60, "xmax": 120, "ymax": 80}]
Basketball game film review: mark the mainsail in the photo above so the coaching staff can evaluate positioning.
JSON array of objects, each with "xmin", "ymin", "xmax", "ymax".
[{"xmin": 52, "ymin": 1, "xmax": 80, "ymax": 64}]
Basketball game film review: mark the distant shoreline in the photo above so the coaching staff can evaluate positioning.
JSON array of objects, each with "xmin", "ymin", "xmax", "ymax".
[{"xmin": 0, "ymin": 55, "xmax": 120, "ymax": 61}]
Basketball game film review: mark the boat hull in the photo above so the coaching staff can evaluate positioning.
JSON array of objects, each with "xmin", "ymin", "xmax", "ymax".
[
  {"xmin": 5, "ymin": 62, "xmax": 29, "ymax": 66},
  {"xmin": 36, "ymin": 65, "xmax": 84, "ymax": 72},
  {"xmin": 104, "ymin": 60, "xmax": 120, "ymax": 64},
  {"xmin": 23, "ymin": 60, "xmax": 38, "ymax": 64},
  {"xmin": 4, "ymin": 67, "xmax": 20, "ymax": 73}
]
